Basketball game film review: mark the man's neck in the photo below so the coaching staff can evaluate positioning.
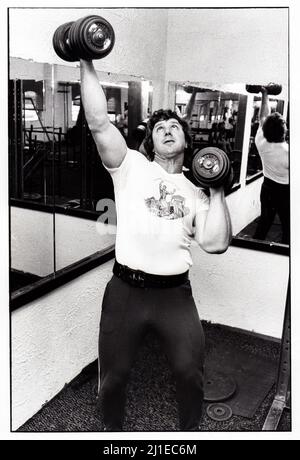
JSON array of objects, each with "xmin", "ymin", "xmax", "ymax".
[{"xmin": 154, "ymin": 154, "xmax": 184, "ymax": 174}]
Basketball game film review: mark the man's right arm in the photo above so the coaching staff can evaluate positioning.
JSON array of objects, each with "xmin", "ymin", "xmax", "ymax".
[
  {"xmin": 80, "ymin": 59, "xmax": 127, "ymax": 168},
  {"xmin": 258, "ymin": 87, "xmax": 271, "ymax": 126}
]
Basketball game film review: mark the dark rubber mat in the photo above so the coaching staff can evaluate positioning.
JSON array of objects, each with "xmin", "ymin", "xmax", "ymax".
[{"xmin": 204, "ymin": 345, "xmax": 277, "ymax": 418}]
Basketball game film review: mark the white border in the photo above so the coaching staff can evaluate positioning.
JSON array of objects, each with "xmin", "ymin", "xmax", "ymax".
[{"xmin": 1, "ymin": 0, "xmax": 299, "ymax": 441}]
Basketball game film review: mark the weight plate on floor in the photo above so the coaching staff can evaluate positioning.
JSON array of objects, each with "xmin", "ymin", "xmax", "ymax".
[
  {"xmin": 204, "ymin": 370, "xmax": 237, "ymax": 402},
  {"xmin": 206, "ymin": 403, "xmax": 233, "ymax": 422}
]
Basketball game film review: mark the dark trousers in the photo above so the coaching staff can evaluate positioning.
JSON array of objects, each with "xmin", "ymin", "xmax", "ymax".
[
  {"xmin": 254, "ymin": 177, "xmax": 290, "ymax": 244},
  {"xmin": 97, "ymin": 274, "xmax": 205, "ymax": 431}
]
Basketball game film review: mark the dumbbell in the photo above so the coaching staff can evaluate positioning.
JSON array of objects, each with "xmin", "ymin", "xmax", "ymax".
[
  {"xmin": 52, "ymin": 15, "xmax": 115, "ymax": 62},
  {"xmin": 191, "ymin": 147, "xmax": 234, "ymax": 190},
  {"xmin": 245, "ymin": 83, "xmax": 282, "ymax": 96},
  {"xmin": 183, "ymin": 85, "xmax": 211, "ymax": 94}
]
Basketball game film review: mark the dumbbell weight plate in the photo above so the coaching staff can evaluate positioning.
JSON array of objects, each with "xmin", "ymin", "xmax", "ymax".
[
  {"xmin": 183, "ymin": 85, "xmax": 211, "ymax": 94},
  {"xmin": 245, "ymin": 84, "xmax": 262, "ymax": 94},
  {"xmin": 225, "ymin": 165, "xmax": 235, "ymax": 191},
  {"xmin": 246, "ymin": 83, "xmax": 282, "ymax": 96},
  {"xmin": 192, "ymin": 147, "xmax": 231, "ymax": 188},
  {"xmin": 206, "ymin": 403, "xmax": 233, "ymax": 422},
  {"xmin": 52, "ymin": 21, "xmax": 77, "ymax": 62},
  {"xmin": 266, "ymin": 83, "xmax": 282, "ymax": 96},
  {"xmin": 69, "ymin": 15, "xmax": 115, "ymax": 60}
]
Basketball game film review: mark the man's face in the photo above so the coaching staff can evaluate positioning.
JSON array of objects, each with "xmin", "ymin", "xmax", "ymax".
[{"xmin": 152, "ymin": 118, "xmax": 186, "ymax": 159}]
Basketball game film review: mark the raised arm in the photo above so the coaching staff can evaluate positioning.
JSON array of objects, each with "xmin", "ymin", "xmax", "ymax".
[
  {"xmin": 80, "ymin": 59, "xmax": 127, "ymax": 168},
  {"xmin": 194, "ymin": 188, "xmax": 232, "ymax": 254},
  {"xmin": 258, "ymin": 87, "xmax": 271, "ymax": 127}
]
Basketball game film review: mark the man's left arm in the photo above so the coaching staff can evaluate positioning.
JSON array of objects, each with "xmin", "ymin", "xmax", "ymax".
[{"xmin": 194, "ymin": 188, "xmax": 232, "ymax": 253}]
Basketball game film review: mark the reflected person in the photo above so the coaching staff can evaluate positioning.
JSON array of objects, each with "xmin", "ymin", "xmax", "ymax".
[
  {"xmin": 80, "ymin": 59, "xmax": 232, "ymax": 431},
  {"xmin": 253, "ymin": 87, "xmax": 289, "ymax": 244}
]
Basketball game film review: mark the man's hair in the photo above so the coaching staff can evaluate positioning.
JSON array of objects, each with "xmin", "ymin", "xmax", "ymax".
[
  {"xmin": 262, "ymin": 112, "xmax": 287, "ymax": 143},
  {"xmin": 143, "ymin": 109, "xmax": 193, "ymax": 167}
]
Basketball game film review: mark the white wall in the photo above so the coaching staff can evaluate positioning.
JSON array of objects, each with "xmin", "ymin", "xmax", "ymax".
[
  {"xmin": 9, "ymin": 8, "xmax": 168, "ymax": 83},
  {"xmin": 190, "ymin": 243, "xmax": 289, "ymax": 338},
  {"xmin": 165, "ymin": 8, "xmax": 288, "ymax": 88},
  {"xmin": 11, "ymin": 259, "xmax": 114, "ymax": 431}
]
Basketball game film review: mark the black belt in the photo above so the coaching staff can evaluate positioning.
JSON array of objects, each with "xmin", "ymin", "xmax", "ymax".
[{"xmin": 113, "ymin": 260, "xmax": 189, "ymax": 289}]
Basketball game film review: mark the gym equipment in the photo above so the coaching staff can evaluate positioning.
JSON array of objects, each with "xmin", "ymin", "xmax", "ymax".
[
  {"xmin": 52, "ymin": 21, "xmax": 77, "ymax": 62},
  {"xmin": 53, "ymin": 15, "xmax": 115, "ymax": 61},
  {"xmin": 204, "ymin": 370, "xmax": 237, "ymax": 402},
  {"xmin": 262, "ymin": 278, "xmax": 290, "ymax": 430},
  {"xmin": 191, "ymin": 147, "xmax": 234, "ymax": 189},
  {"xmin": 183, "ymin": 85, "xmax": 212, "ymax": 94},
  {"xmin": 206, "ymin": 403, "xmax": 233, "ymax": 422},
  {"xmin": 246, "ymin": 83, "xmax": 282, "ymax": 96}
]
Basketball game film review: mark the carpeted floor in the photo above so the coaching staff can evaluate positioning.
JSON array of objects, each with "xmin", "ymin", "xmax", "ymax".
[{"xmin": 17, "ymin": 321, "xmax": 291, "ymax": 433}]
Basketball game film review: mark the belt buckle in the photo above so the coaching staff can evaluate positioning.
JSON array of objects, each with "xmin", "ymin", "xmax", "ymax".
[{"xmin": 131, "ymin": 270, "xmax": 145, "ymax": 288}]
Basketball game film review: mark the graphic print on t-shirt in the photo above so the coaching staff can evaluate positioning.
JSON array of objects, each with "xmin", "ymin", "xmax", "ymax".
[{"xmin": 144, "ymin": 179, "xmax": 190, "ymax": 219}]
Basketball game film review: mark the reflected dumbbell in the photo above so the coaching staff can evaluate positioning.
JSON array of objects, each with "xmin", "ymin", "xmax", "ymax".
[
  {"xmin": 191, "ymin": 147, "xmax": 234, "ymax": 190},
  {"xmin": 183, "ymin": 85, "xmax": 212, "ymax": 94},
  {"xmin": 245, "ymin": 83, "xmax": 282, "ymax": 96},
  {"xmin": 53, "ymin": 15, "xmax": 115, "ymax": 61}
]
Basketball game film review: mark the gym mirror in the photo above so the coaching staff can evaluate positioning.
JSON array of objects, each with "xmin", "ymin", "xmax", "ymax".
[
  {"xmin": 246, "ymin": 96, "xmax": 285, "ymax": 180},
  {"xmin": 9, "ymin": 58, "xmax": 155, "ymax": 279},
  {"xmin": 172, "ymin": 82, "xmax": 246, "ymax": 189},
  {"xmin": 238, "ymin": 95, "xmax": 289, "ymax": 246},
  {"xmin": 52, "ymin": 63, "xmax": 153, "ymax": 270},
  {"xmin": 170, "ymin": 81, "xmax": 289, "ymax": 248},
  {"xmin": 9, "ymin": 57, "xmax": 55, "ymax": 293}
]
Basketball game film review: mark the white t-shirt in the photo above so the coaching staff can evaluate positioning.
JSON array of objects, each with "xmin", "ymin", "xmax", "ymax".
[
  {"xmin": 106, "ymin": 148, "xmax": 210, "ymax": 275},
  {"xmin": 255, "ymin": 126, "xmax": 289, "ymax": 184}
]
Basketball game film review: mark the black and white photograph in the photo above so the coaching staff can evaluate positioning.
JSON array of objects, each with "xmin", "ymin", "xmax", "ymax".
[{"xmin": 1, "ymin": 0, "xmax": 300, "ymax": 442}]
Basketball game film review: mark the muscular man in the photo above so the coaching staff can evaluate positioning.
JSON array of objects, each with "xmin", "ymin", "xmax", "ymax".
[
  {"xmin": 253, "ymin": 88, "xmax": 289, "ymax": 244},
  {"xmin": 80, "ymin": 59, "xmax": 232, "ymax": 431}
]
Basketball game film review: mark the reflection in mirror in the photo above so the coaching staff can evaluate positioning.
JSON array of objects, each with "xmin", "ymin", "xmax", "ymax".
[
  {"xmin": 52, "ymin": 73, "xmax": 153, "ymax": 212},
  {"xmin": 246, "ymin": 96, "xmax": 285, "ymax": 179},
  {"xmin": 237, "ymin": 94, "xmax": 289, "ymax": 246},
  {"xmin": 9, "ymin": 58, "xmax": 55, "ymax": 292},
  {"xmin": 173, "ymin": 83, "xmax": 247, "ymax": 189},
  {"xmin": 9, "ymin": 77, "xmax": 54, "ymax": 204},
  {"xmin": 51, "ymin": 66, "xmax": 153, "ymax": 270}
]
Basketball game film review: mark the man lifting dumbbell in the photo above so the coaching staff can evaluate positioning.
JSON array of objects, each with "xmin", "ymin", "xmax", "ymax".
[
  {"xmin": 53, "ymin": 15, "xmax": 232, "ymax": 431},
  {"xmin": 246, "ymin": 84, "xmax": 289, "ymax": 244}
]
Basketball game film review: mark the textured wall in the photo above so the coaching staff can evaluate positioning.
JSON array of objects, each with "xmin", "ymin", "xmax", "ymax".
[
  {"xmin": 190, "ymin": 245, "xmax": 289, "ymax": 339},
  {"xmin": 165, "ymin": 8, "xmax": 288, "ymax": 87},
  {"xmin": 11, "ymin": 259, "xmax": 114, "ymax": 430},
  {"xmin": 9, "ymin": 8, "xmax": 168, "ymax": 82}
]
